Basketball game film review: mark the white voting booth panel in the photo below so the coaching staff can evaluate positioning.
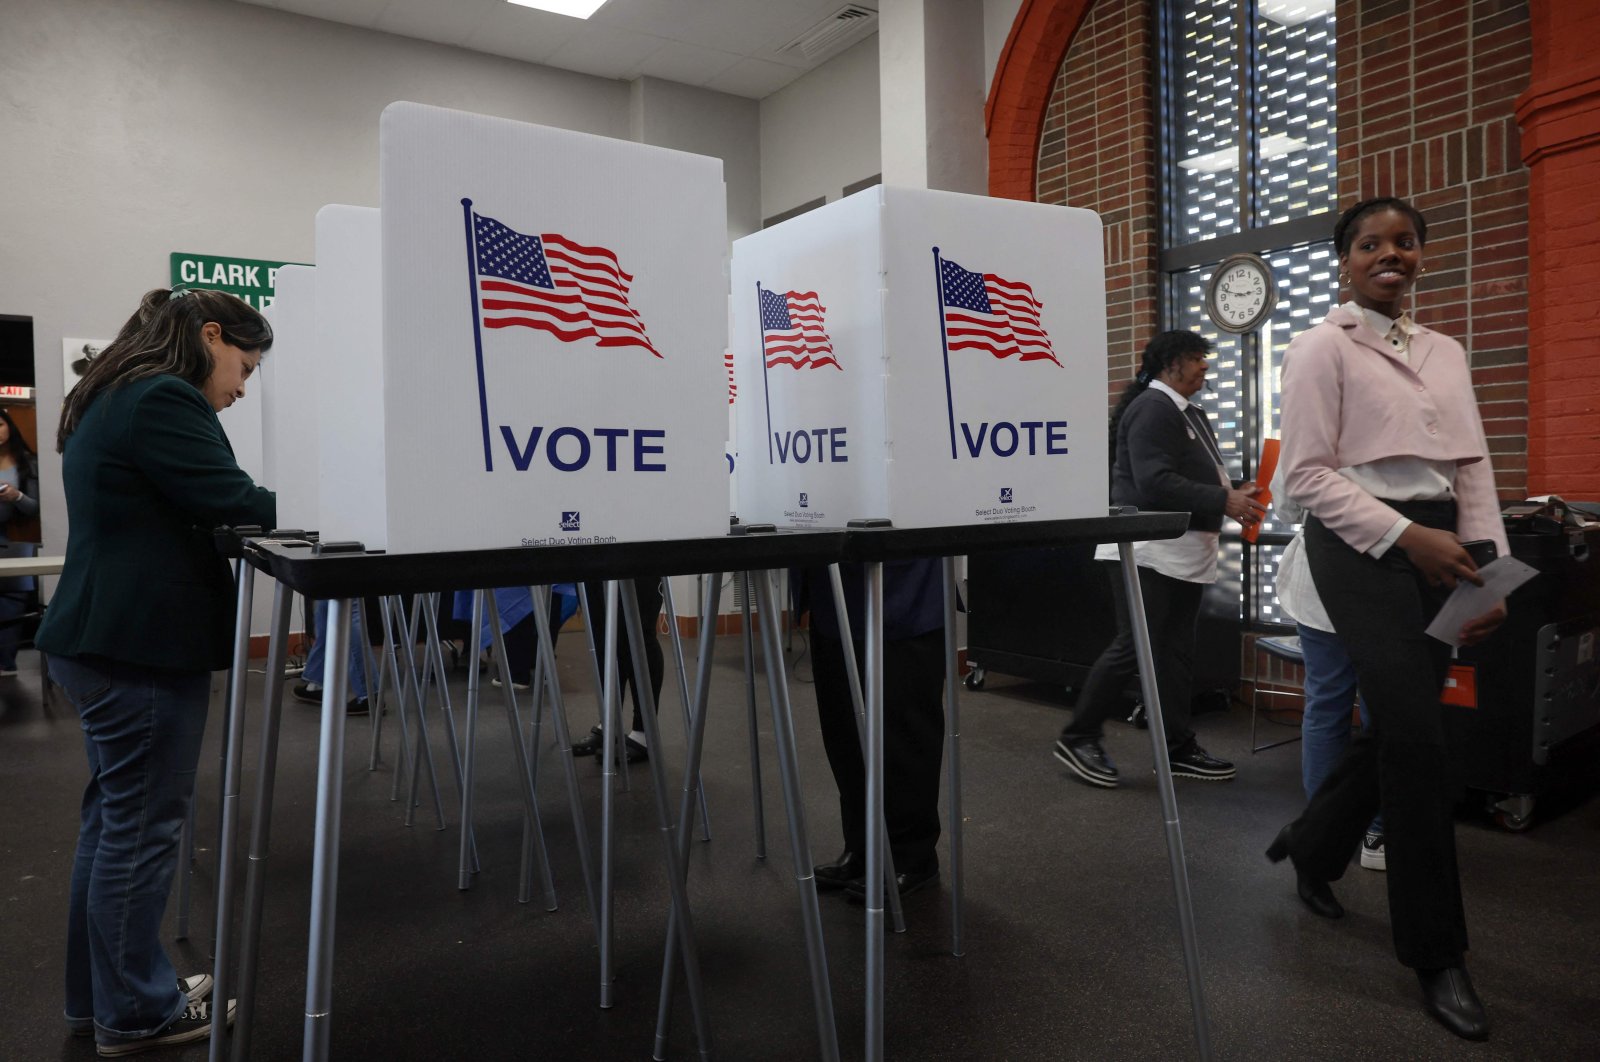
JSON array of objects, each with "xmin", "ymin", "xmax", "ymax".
[
  {"xmin": 314, "ymin": 206, "xmax": 387, "ymax": 549},
  {"xmin": 219, "ymin": 301, "xmax": 271, "ymax": 637},
  {"xmin": 732, "ymin": 185, "xmax": 1109, "ymax": 529},
  {"xmin": 377, "ymin": 101, "xmax": 730, "ymax": 554},
  {"xmin": 260, "ymin": 264, "xmax": 319, "ymax": 531}
]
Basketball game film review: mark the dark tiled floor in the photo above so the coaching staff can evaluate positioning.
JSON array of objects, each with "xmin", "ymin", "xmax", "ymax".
[{"xmin": 2, "ymin": 637, "xmax": 1598, "ymax": 1061}]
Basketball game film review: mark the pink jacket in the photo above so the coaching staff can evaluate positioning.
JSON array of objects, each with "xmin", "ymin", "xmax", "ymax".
[{"xmin": 1279, "ymin": 306, "xmax": 1509, "ymax": 556}]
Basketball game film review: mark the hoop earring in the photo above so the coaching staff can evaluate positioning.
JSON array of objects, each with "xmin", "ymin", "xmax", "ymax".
[
  {"xmin": 1419, "ymin": 265, "xmax": 1429, "ymax": 276},
  {"xmin": 1339, "ymin": 271, "xmax": 1350, "ymax": 285}
]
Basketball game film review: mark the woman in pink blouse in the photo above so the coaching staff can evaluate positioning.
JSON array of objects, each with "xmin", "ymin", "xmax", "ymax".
[{"xmin": 1269, "ymin": 198, "xmax": 1508, "ymax": 1041}]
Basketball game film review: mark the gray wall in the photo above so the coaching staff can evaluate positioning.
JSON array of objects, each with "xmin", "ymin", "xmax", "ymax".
[
  {"xmin": 758, "ymin": 35, "xmax": 883, "ymax": 221},
  {"xmin": 0, "ymin": 0, "xmax": 766, "ymax": 567}
]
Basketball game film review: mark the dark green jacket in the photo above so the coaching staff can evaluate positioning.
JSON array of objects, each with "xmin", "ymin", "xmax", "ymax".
[{"xmin": 37, "ymin": 374, "xmax": 276, "ymax": 672}]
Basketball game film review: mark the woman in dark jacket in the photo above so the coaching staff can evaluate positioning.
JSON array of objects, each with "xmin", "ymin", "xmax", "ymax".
[
  {"xmin": 0, "ymin": 406, "xmax": 42, "ymax": 675},
  {"xmin": 40, "ymin": 287, "xmax": 276, "ymax": 1055},
  {"xmin": 1052, "ymin": 330, "xmax": 1264, "ymax": 787}
]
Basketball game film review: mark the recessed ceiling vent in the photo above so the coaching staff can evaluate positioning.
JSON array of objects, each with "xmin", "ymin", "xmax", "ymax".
[{"xmin": 780, "ymin": 5, "xmax": 879, "ymax": 64}]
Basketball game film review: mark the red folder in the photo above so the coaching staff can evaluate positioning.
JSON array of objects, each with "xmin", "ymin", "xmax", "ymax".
[{"xmin": 1242, "ymin": 437, "xmax": 1279, "ymax": 544}]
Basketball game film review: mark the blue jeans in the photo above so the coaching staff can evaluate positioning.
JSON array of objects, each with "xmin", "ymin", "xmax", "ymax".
[
  {"xmin": 1297, "ymin": 624, "xmax": 1381, "ymax": 833},
  {"xmin": 303, "ymin": 599, "xmax": 368, "ymax": 698},
  {"xmin": 54, "ymin": 654, "xmax": 211, "ymax": 1043}
]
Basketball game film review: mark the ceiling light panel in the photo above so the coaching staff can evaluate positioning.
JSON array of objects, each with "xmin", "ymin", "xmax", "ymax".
[{"xmin": 506, "ymin": 0, "xmax": 610, "ymax": 19}]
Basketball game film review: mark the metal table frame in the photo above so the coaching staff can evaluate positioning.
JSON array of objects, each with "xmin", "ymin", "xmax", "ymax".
[
  {"xmin": 217, "ymin": 528, "xmax": 849, "ymax": 1062},
  {"xmin": 212, "ymin": 510, "xmax": 1207, "ymax": 1061}
]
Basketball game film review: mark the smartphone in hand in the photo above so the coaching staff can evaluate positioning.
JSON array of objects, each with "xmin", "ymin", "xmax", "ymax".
[{"xmin": 1461, "ymin": 539, "xmax": 1499, "ymax": 568}]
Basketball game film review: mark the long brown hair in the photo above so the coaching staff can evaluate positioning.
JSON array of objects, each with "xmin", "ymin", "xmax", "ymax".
[{"xmin": 57, "ymin": 287, "xmax": 272, "ymax": 452}]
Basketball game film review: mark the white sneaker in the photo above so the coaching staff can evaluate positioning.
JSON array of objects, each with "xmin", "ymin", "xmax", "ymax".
[
  {"xmin": 1360, "ymin": 831, "xmax": 1386, "ymax": 871},
  {"xmin": 489, "ymin": 677, "xmax": 530, "ymax": 691}
]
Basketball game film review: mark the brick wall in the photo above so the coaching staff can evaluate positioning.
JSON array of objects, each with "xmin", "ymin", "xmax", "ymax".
[
  {"xmin": 1519, "ymin": 0, "xmax": 1600, "ymax": 497},
  {"xmin": 1338, "ymin": 0, "xmax": 1532, "ymax": 498},
  {"xmin": 1033, "ymin": 0, "xmax": 1158, "ymax": 405},
  {"xmin": 1025, "ymin": 0, "xmax": 1533, "ymax": 492}
]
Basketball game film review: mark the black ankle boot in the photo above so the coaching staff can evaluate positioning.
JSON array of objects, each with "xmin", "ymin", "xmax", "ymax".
[
  {"xmin": 1418, "ymin": 966, "xmax": 1489, "ymax": 1040},
  {"xmin": 1266, "ymin": 823, "xmax": 1343, "ymax": 919}
]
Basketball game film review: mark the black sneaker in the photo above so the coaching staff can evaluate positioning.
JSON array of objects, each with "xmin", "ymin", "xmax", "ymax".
[
  {"xmin": 346, "ymin": 697, "xmax": 370, "ymax": 717},
  {"xmin": 291, "ymin": 681, "xmax": 322, "ymax": 704},
  {"xmin": 1360, "ymin": 830, "xmax": 1386, "ymax": 871},
  {"xmin": 1053, "ymin": 736, "xmax": 1119, "ymax": 787},
  {"xmin": 568, "ymin": 726, "xmax": 646, "ymax": 762},
  {"xmin": 97, "ymin": 998, "xmax": 236, "ymax": 1057},
  {"xmin": 1168, "ymin": 737, "xmax": 1235, "ymax": 781},
  {"xmin": 70, "ymin": 975, "xmax": 214, "ymax": 1038}
]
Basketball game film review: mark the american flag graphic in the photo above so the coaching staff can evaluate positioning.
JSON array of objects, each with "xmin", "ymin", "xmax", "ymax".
[
  {"xmin": 760, "ymin": 287, "xmax": 840, "ymax": 370},
  {"xmin": 471, "ymin": 211, "xmax": 661, "ymax": 358},
  {"xmin": 724, "ymin": 349, "xmax": 736, "ymax": 405},
  {"xmin": 939, "ymin": 257, "xmax": 1060, "ymax": 367}
]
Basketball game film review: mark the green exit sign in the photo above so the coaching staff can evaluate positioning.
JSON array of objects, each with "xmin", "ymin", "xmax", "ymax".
[{"xmin": 169, "ymin": 252, "xmax": 306, "ymax": 311}]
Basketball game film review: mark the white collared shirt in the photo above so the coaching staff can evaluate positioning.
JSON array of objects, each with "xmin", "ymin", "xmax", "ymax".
[{"xmin": 1094, "ymin": 380, "xmax": 1231, "ymax": 583}]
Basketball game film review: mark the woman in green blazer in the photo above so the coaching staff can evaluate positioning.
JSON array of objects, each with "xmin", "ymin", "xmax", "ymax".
[{"xmin": 39, "ymin": 287, "xmax": 276, "ymax": 1056}]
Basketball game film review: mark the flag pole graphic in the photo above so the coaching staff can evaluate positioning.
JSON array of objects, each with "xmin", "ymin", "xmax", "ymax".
[
  {"xmin": 933, "ymin": 247, "xmax": 958, "ymax": 460},
  {"xmin": 461, "ymin": 198, "xmax": 494, "ymax": 472},
  {"xmin": 757, "ymin": 281, "xmax": 775, "ymax": 464}
]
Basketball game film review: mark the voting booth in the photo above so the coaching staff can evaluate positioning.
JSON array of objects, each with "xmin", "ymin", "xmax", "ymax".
[
  {"xmin": 731, "ymin": 185, "xmax": 1109, "ymax": 529},
  {"xmin": 260, "ymin": 264, "xmax": 319, "ymax": 530},
  {"xmin": 367, "ymin": 101, "xmax": 730, "ymax": 554}
]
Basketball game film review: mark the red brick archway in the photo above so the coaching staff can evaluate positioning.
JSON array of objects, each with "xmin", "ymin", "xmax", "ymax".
[{"xmin": 985, "ymin": 0, "xmax": 1095, "ymax": 200}]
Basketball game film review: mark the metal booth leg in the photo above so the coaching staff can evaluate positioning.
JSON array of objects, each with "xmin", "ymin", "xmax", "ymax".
[
  {"xmin": 395, "ymin": 595, "xmax": 445, "ymax": 831},
  {"xmin": 458, "ymin": 591, "xmax": 486, "ymax": 890},
  {"xmin": 529, "ymin": 585, "xmax": 600, "ymax": 942},
  {"xmin": 598, "ymin": 580, "xmax": 620, "ymax": 1008},
  {"xmin": 620, "ymin": 581, "xmax": 713, "ymax": 1059},
  {"xmin": 230, "ymin": 586, "xmax": 296, "ymax": 1062},
  {"xmin": 386, "ymin": 596, "xmax": 417, "ymax": 805},
  {"xmin": 486, "ymin": 593, "xmax": 558, "ymax": 912},
  {"xmin": 421, "ymin": 594, "xmax": 478, "ymax": 873},
  {"xmin": 653, "ymin": 574, "xmax": 720, "ymax": 1060},
  {"xmin": 824, "ymin": 564, "xmax": 905, "ymax": 935},
  {"xmin": 739, "ymin": 572, "xmax": 767, "ymax": 860},
  {"xmin": 205, "ymin": 559, "xmax": 254, "ymax": 956},
  {"xmin": 204, "ymin": 564, "xmax": 260, "ymax": 1062},
  {"xmin": 1117, "ymin": 542, "xmax": 1213, "ymax": 1061},
  {"xmin": 863, "ymin": 561, "xmax": 885, "ymax": 1062},
  {"xmin": 302, "ymin": 597, "xmax": 354, "ymax": 1061},
  {"xmin": 579, "ymin": 582, "xmax": 630, "ymax": 793},
  {"xmin": 662, "ymin": 578, "xmax": 712, "ymax": 842},
  {"xmin": 941, "ymin": 556, "xmax": 964, "ymax": 957},
  {"xmin": 752, "ymin": 571, "xmax": 841, "ymax": 1062}
]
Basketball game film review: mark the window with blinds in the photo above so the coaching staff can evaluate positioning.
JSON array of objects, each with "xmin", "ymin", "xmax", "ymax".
[{"xmin": 1158, "ymin": 0, "xmax": 1339, "ymax": 626}]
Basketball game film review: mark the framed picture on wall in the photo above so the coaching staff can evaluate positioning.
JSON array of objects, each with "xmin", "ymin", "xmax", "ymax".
[{"xmin": 63, "ymin": 337, "xmax": 110, "ymax": 397}]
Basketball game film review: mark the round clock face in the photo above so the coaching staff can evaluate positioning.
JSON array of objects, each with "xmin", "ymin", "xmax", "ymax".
[{"xmin": 1207, "ymin": 256, "xmax": 1275, "ymax": 333}]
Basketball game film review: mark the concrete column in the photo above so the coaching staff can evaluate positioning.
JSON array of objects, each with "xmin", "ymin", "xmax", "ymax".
[{"xmin": 879, "ymin": 0, "xmax": 988, "ymax": 193}]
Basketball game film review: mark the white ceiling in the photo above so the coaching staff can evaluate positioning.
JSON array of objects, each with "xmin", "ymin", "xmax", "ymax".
[{"xmin": 233, "ymin": 0, "xmax": 879, "ymax": 100}]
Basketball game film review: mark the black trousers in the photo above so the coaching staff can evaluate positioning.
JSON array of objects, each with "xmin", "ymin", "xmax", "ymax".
[
  {"xmin": 582, "ymin": 578, "xmax": 665, "ymax": 733},
  {"xmin": 1060, "ymin": 561, "xmax": 1199, "ymax": 750},
  {"xmin": 502, "ymin": 591, "xmax": 569, "ymax": 685},
  {"xmin": 1291, "ymin": 501, "xmax": 1466, "ymax": 969},
  {"xmin": 810, "ymin": 627, "xmax": 945, "ymax": 869}
]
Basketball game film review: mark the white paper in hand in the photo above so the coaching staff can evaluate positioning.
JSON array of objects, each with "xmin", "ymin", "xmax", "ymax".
[{"xmin": 1423, "ymin": 556, "xmax": 1539, "ymax": 646}]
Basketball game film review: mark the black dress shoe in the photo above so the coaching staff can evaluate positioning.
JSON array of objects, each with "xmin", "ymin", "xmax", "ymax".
[
  {"xmin": 844, "ymin": 858, "xmax": 939, "ymax": 903},
  {"xmin": 813, "ymin": 851, "xmax": 864, "ymax": 890},
  {"xmin": 1053, "ymin": 736, "xmax": 1119, "ymax": 787},
  {"xmin": 1266, "ymin": 823, "xmax": 1343, "ymax": 919},
  {"xmin": 1418, "ymin": 966, "xmax": 1489, "ymax": 1040},
  {"xmin": 570, "ymin": 726, "xmax": 604, "ymax": 757},
  {"xmin": 1167, "ymin": 737, "xmax": 1235, "ymax": 781}
]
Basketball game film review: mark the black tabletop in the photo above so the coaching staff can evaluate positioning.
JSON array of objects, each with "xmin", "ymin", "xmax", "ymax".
[{"xmin": 240, "ymin": 512, "xmax": 1189, "ymax": 598}]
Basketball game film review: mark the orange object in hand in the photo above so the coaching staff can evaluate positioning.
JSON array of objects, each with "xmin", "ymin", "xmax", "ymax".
[{"xmin": 1242, "ymin": 437, "xmax": 1279, "ymax": 544}]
